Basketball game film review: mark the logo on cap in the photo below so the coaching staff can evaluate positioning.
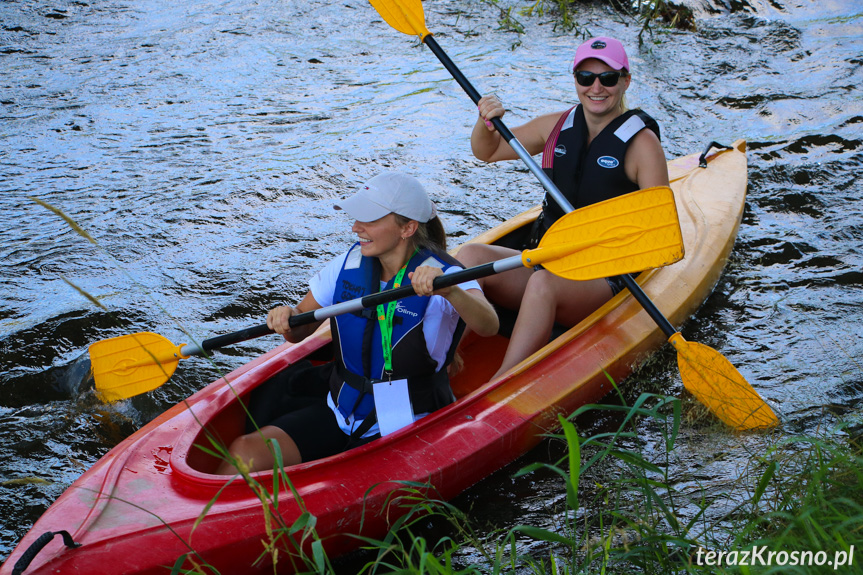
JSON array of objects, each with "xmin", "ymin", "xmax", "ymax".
[{"xmin": 591, "ymin": 40, "xmax": 607, "ymax": 50}]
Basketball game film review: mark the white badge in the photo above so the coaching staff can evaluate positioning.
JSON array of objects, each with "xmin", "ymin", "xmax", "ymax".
[{"xmin": 373, "ymin": 378, "xmax": 414, "ymax": 436}]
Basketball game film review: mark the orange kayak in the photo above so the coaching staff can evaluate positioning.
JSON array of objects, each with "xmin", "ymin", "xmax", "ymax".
[{"xmin": 1, "ymin": 141, "xmax": 748, "ymax": 575}]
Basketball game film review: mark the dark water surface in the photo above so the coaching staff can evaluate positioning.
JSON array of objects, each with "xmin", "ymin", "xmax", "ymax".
[{"xmin": 1, "ymin": 0, "xmax": 861, "ymax": 566}]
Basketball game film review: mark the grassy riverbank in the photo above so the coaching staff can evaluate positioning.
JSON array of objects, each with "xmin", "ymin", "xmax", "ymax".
[
  {"xmin": 194, "ymin": 388, "xmax": 863, "ymax": 575},
  {"xmin": 335, "ymin": 397, "xmax": 863, "ymax": 574}
]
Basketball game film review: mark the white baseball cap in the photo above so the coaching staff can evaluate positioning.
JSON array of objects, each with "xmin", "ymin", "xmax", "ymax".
[{"xmin": 334, "ymin": 172, "xmax": 437, "ymax": 223}]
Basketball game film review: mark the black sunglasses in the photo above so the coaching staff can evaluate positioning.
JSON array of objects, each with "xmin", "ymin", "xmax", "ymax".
[{"xmin": 574, "ymin": 70, "xmax": 626, "ymax": 87}]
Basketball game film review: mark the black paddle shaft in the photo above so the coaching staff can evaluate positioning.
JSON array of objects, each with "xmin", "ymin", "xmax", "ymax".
[
  {"xmin": 193, "ymin": 258, "xmax": 515, "ymax": 356},
  {"xmin": 422, "ymin": 34, "xmax": 678, "ymax": 339},
  {"xmin": 286, "ymin": 258, "xmax": 507, "ymax": 326}
]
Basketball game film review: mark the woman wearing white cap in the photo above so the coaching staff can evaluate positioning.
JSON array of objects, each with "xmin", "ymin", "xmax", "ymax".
[
  {"xmin": 217, "ymin": 172, "xmax": 498, "ymax": 473},
  {"xmin": 460, "ymin": 36, "xmax": 671, "ymax": 379}
]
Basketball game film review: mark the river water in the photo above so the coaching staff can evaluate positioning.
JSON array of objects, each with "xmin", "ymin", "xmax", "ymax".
[{"xmin": 1, "ymin": 0, "xmax": 861, "ymax": 567}]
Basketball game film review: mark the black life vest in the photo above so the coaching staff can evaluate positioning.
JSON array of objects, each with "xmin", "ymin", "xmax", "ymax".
[{"xmin": 539, "ymin": 105, "xmax": 661, "ymax": 228}]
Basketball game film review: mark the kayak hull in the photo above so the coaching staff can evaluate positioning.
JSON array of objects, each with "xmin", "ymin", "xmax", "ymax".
[{"xmin": 1, "ymin": 141, "xmax": 748, "ymax": 575}]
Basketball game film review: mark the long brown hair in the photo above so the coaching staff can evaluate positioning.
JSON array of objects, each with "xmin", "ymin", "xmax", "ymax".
[
  {"xmin": 395, "ymin": 214, "xmax": 447, "ymax": 254},
  {"xmin": 396, "ymin": 213, "xmax": 464, "ymax": 375}
]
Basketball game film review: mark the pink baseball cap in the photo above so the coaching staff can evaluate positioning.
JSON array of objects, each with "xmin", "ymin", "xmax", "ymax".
[{"xmin": 572, "ymin": 36, "xmax": 630, "ymax": 72}]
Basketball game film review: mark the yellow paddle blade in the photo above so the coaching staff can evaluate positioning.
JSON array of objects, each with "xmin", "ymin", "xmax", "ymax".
[
  {"xmin": 525, "ymin": 186, "xmax": 684, "ymax": 280},
  {"xmin": 368, "ymin": 0, "xmax": 431, "ymax": 39},
  {"xmin": 89, "ymin": 332, "xmax": 184, "ymax": 402},
  {"xmin": 669, "ymin": 333, "xmax": 779, "ymax": 430}
]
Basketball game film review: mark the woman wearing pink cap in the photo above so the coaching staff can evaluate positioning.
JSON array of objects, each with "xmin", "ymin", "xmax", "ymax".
[
  {"xmin": 461, "ymin": 36, "xmax": 670, "ymax": 379},
  {"xmin": 217, "ymin": 172, "xmax": 498, "ymax": 473}
]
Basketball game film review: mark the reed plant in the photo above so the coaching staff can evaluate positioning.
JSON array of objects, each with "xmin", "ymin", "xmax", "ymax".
[{"xmin": 729, "ymin": 429, "xmax": 863, "ymax": 574}]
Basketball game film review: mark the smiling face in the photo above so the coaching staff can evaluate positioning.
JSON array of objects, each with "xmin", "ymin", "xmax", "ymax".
[
  {"xmin": 353, "ymin": 213, "xmax": 402, "ymax": 256},
  {"xmin": 351, "ymin": 213, "xmax": 418, "ymax": 277},
  {"xmin": 574, "ymin": 58, "xmax": 630, "ymax": 118}
]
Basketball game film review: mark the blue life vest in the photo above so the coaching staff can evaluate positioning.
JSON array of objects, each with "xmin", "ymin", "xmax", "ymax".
[{"xmin": 328, "ymin": 244, "xmax": 463, "ymax": 429}]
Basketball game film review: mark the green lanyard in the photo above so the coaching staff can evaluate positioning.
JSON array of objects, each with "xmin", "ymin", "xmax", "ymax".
[{"xmin": 376, "ymin": 252, "xmax": 415, "ymax": 376}]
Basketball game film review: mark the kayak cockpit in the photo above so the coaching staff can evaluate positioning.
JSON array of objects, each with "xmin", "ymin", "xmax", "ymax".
[{"xmin": 175, "ymin": 326, "xmax": 511, "ymax": 478}]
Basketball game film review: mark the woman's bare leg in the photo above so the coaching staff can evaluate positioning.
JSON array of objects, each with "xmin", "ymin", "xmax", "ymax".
[
  {"xmin": 453, "ymin": 243, "xmax": 535, "ymax": 361},
  {"xmin": 456, "ymin": 243, "xmax": 534, "ymax": 310},
  {"xmin": 457, "ymin": 244, "xmax": 616, "ymax": 378},
  {"xmin": 215, "ymin": 425, "xmax": 302, "ymax": 475},
  {"xmin": 493, "ymin": 271, "xmax": 613, "ymax": 378}
]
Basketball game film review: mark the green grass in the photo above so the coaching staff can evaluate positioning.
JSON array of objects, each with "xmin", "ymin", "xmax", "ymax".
[
  {"xmin": 315, "ymin": 393, "xmax": 863, "ymax": 575},
  {"xmin": 170, "ymin": 388, "xmax": 862, "ymax": 575}
]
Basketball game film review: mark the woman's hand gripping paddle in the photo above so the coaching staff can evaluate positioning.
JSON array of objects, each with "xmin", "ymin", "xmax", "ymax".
[
  {"xmin": 89, "ymin": 187, "xmax": 683, "ymax": 402},
  {"xmin": 368, "ymin": 0, "xmax": 778, "ymax": 431}
]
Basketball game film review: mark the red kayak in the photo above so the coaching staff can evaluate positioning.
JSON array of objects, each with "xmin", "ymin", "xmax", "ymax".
[{"xmin": 1, "ymin": 141, "xmax": 748, "ymax": 575}]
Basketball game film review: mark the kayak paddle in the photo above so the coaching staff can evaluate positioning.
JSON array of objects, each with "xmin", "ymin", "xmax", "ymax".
[
  {"xmin": 368, "ymin": 0, "xmax": 779, "ymax": 430},
  {"xmin": 90, "ymin": 186, "xmax": 683, "ymax": 402}
]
